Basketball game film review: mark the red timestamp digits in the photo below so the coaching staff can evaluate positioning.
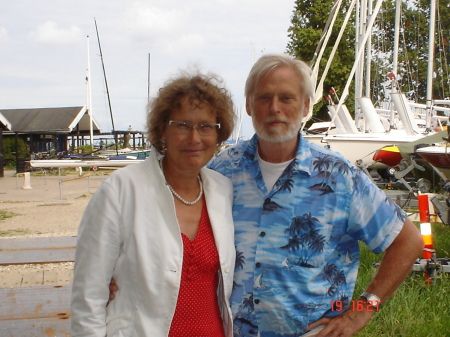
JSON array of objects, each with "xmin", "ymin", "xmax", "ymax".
[{"xmin": 330, "ymin": 300, "xmax": 380, "ymax": 312}]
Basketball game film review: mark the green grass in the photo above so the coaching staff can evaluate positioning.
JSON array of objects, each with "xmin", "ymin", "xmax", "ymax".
[
  {"xmin": 0, "ymin": 211, "xmax": 29, "ymax": 236},
  {"xmin": 0, "ymin": 210, "xmax": 18, "ymax": 221},
  {"xmin": 354, "ymin": 222, "xmax": 450, "ymax": 336},
  {"xmin": 0, "ymin": 229, "xmax": 32, "ymax": 237}
]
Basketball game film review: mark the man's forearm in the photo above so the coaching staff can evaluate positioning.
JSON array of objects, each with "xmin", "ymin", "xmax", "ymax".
[
  {"xmin": 363, "ymin": 218, "xmax": 423, "ymax": 304},
  {"xmin": 310, "ymin": 218, "xmax": 423, "ymax": 337}
]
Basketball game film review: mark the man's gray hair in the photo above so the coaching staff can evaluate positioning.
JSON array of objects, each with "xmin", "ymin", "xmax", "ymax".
[{"xmin": 245, "ymin": 54, "xmax": 313, "ymax": 100}]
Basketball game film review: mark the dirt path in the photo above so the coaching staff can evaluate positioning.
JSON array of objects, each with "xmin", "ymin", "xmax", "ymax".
[{"xmin": 0, "ymin": 169, "xmax": 107, "ymax": 287}]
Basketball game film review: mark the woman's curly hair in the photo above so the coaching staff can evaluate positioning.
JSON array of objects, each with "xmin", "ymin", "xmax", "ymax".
[{"xmin": 147, "ymin": 71, "xmax": 236, "ymax": 153}]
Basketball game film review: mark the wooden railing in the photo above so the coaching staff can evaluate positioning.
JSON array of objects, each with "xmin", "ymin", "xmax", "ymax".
[{"xmin": 0, "ymin": 236, "xmax": 76, "ymax": 336}]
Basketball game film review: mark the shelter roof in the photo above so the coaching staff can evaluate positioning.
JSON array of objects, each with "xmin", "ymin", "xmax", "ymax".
[
  {"xmin": 0, "ymin": 112, "xmax": 12, "ymax": 130},
  {"xmin": 0, "ymin": 106, "xmax": 101, "ymax": 133}
]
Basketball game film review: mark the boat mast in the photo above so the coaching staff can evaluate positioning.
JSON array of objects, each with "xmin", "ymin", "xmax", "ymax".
[
  {"xmin": 86, "ymin": 35, "xmax": 94, "ymax": 147},
  {"xmin": 364, "ymin": 0, "xmax": 373, "ymax": 99},
  {"xmin": 354, "ymin": 0, "xmax": 363, "ymax": 128},
  {"xmin": 426, "ymin": 0, "xmax": 436, "ymax": 130},
  {"xmin": 388, "ymin": 0, "xmax": 402, "ymax": 131},
  {"xmin": 392, "ymin": 0, "xmax": 401, "ymax": 76},
  {"xmin": 304, "ymin": 0, "xmax": 353, "ymax": 132},
  {"xmin": 94, "ymin": 18, "xmax": 118, "ymax": 155},
  {"xmin": 331, "ymin": 0, "xmax": 384, "ymax": 130},
  {"xmin": 147, "ymin": 53, "xmax": 151, "ymax": 104}
]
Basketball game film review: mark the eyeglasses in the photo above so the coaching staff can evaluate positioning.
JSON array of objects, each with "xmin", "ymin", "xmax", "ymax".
[{"xmin": 168, "ymin": 120, "xmax": 221, "ymax": 136}]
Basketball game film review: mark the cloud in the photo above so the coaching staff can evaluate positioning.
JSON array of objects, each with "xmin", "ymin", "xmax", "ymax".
[
  {"xmin": 1, "ymin": 0, "xmax": 294, "ymax": 137},
  {"xmin": 163, "ymin": 34, "xmax": 205, "ymax": 55},
  {"xmin": 29, "ymin": 21, "xmax": 82, "ymax": 45},
  {"xmin": 125, "ymin": 4, "xmax": 188, "ymax": 39},
  {"xmin": 123, "ymin": 3, "xmax": 205, "ymax": 56},
  {"xmin": 0, "ymin": 27, "xmax": 8, "ymax": 42}
]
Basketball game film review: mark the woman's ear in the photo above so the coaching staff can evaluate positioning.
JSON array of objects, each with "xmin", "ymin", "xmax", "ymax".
[{"xmin": 245, "ymin": 98, "xmax": 252, "ymax": 117}]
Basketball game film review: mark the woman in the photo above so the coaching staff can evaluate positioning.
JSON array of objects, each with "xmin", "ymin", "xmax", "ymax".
[{"xmin": 71, "ymin": 71, "xmax": 236, "ymax": 336}]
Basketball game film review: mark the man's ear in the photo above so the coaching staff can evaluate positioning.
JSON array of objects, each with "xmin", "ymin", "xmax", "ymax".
[{"xmin": 302, "ymin": 97, "xmax": 311, "ymax": 117}]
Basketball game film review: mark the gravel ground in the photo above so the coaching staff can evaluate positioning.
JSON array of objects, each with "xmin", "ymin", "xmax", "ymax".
[{"xmin": 0, "ymin": 169, "xmax": 106, "ymax": 287}]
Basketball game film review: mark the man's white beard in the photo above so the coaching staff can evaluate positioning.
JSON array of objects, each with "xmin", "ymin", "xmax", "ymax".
[{"xmin": 252, "ymin": 115, "xmax": 302, "ymax": 143}]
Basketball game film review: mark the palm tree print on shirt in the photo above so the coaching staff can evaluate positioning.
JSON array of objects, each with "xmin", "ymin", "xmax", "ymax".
[
  {"xmin": 309, "ymin": 154, "xmax": 352, "ymax": 195},
  {"xmin": 322, "ymin": 263, "xmax": 348, "ymax": 300},
  {"xmin": 234, "ymin": 294, "xmax": 256, "ymax": 335},
  {"xmin": 235, "ymin": 249, "xmax": 246, "ymax": 271},
  {"xmin": 272, "ymin": 157, "xmax": 296, "ymax": 192},
  {"xmin": 281, "ymin": 213, "xmax": 326, "ymax": 268},
  {"xmin": 233, "ymin": 249, "xmax": 246, "ymax": 291}
]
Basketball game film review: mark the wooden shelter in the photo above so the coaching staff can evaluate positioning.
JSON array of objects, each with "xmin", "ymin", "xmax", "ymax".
[
  {"xmin": 0, "ymin": 106, "xmax": 147, "ymax": 173},
  {"xmin": 0, "ymin": 106, "xmax": 102, "ymax": 154}
]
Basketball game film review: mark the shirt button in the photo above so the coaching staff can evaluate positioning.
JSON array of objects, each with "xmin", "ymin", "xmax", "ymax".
[
  {"xmin": 260, "ymin": 231, "xmax": 266, "ymax": 237},
  {"xmin": 255, "ymin": 262, "xmax": 261, "ymax": 268},
  {"xmin": 254, "ymin": 299, "xmax": 260, "ymax": 304}
]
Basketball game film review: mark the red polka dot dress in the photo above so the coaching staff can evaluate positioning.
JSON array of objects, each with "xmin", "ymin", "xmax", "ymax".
[{"xmin": 168, "ymin": 201, "xmax": 226, "ymax": 337}]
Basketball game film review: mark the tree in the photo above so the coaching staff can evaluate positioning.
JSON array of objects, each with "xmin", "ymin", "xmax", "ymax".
[
  {"xmin": 371, "ymin": 0, "xmax": 450, "ymax": 104},
  {"xmin": 287, "ymin": 0, "xmax": 357, "ymax": 124},
  {"xmin": 2, "ymin": 136, "xmax": 29, "ymax": 168},
  {"xmin": 287, "ymin": 0, "xmax": 450, "ymax": 125}
]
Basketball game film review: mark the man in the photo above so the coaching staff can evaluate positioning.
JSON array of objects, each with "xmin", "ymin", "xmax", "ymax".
[{"xmin": 208, "ymin": 54, "xmax": 423, "ymax": 337}]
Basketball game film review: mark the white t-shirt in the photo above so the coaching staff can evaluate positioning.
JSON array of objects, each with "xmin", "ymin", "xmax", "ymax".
[{"xmin": 256, "ymin": 149, "xmax": 293, "ymax": 191}]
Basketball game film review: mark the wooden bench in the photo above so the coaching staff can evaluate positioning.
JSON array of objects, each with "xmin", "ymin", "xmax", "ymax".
[{"xmin": 0, "ymin": 236, "xmax": 76, "ymax": 337}]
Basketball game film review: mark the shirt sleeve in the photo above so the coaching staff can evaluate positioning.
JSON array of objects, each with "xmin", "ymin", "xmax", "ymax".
[{"xmin": 347, "ymin": 168, "xmax": 406, "ymax": 254}]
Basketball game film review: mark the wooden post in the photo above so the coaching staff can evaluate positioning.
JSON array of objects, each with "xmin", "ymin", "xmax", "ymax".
[
  {"xmin": 15, "ymin": 132, "xmax": 19, "ymax": 173},
  {"xmin": 0, "ymin": 127, "xmax": 4, "ymax": 178}
]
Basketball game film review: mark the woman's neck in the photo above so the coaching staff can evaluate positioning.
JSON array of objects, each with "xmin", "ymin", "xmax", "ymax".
[{"xmin": 160, "ymin": 158, "xmax": 201, "ymax": 192}]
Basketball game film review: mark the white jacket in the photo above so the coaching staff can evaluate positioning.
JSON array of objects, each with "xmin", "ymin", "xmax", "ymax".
[{"xmin": 71, "ymin": 150, "xmax": 235, "ymax": 336}]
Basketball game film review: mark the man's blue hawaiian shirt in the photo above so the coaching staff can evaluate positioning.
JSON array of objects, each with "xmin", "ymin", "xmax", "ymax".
[{"xmin": 209, "ymin": 134, "xmax": 406, "ymax": 337}]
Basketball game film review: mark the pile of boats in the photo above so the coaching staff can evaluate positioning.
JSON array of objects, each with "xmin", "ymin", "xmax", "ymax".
[
  {"xmin": 29, "ymin": 149, "xmax": 150, "ymax": 170},
  {"xmin": 302, "ymin": 0, "xmax": 450, "ymax": 183}
]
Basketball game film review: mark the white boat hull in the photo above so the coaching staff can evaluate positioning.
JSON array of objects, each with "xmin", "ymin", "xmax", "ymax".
[
  {"xmin": 29, "ymin": 159, "xmax": 142, "ymax": 169},
  {"xmin": 305, "ymin": 131, "xmax": 430, "ymax": 168},
  {"xmin": 416, "ymin": 146, "xmax": 450, "ymax": 179}
]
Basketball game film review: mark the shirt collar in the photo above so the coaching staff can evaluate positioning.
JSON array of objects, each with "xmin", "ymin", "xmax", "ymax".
[{"xmin": 243, "ymin": 133, "xmax": 313, "ymax": 177}]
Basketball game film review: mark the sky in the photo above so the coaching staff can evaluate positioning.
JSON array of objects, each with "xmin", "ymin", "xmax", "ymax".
[{"xmin": 0, "ymin": 0, "xmax": 296, "ymax": 140}]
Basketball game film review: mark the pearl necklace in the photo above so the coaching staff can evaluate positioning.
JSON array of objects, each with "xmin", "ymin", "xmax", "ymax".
[{"xmin": 159, "ymin": 158, "xmax": 203, "ymax": 205}]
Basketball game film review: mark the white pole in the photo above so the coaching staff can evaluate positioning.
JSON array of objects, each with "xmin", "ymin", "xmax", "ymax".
[
  {"xmin": 355, "ymin": 0, "xmax": 366, "ymax": 101},
  {"xmin": 392, "ymin": 0, "xmax": 401, "ymax": 76},
  {"xmin": 147, "ymin": 53, "xmax": 151, "ymax": 104},
  {"xmin": 365, "ymin": 0, "xmax": 373, "ymax": 98},
  {"xmin": 87, "ymin": 35, "xmax": 94, "ymax": 147},
  {"xmin": 426, "ymin": 0, "xmax": 436, "ymax": 129},
  {"xmin": 355, "ymin": 0, "xmax": 368, "ymax": 129},
  {"xmin": 330, "ymin": 0, "xmax": 384, "ymax": 129},
  {"xmin": 389, "ymin": 0, "xmax": 402, "ymax": 130},
  {"xmin": 307, "ymin": 0, "xmax": 357, "ymax": 132}
]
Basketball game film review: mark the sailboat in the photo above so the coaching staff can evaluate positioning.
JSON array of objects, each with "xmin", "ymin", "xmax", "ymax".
[
  {"xmin": 30, "ymin": 22, "xmax": 150, "ymax": 171},
  {"xmin": 413, "ymin": 125, "xmax": 450, "ymax": 180},
  {"xmin": 304, "ymin": 0, "xmax": 448, "ymax": 171},
  {"xmin": 416, "ymin": 144, "xmax": 450, "ymax": 179}
]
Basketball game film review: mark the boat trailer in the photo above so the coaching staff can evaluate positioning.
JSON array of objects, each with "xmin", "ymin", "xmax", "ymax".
[
  {"xmin": 411, "ymin": 257, "xmax": 450, "ymax": 277},
  {"xmin": 360, "ymin": 160, "xmax": 450, "ymax": 278},
  {"xmin": 429, "ymin": 182, "xmax": 450, "ymax": 227},
  {"xmin": 413, "ymin": 193, "xmax": 450, "ymax": 279}
]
